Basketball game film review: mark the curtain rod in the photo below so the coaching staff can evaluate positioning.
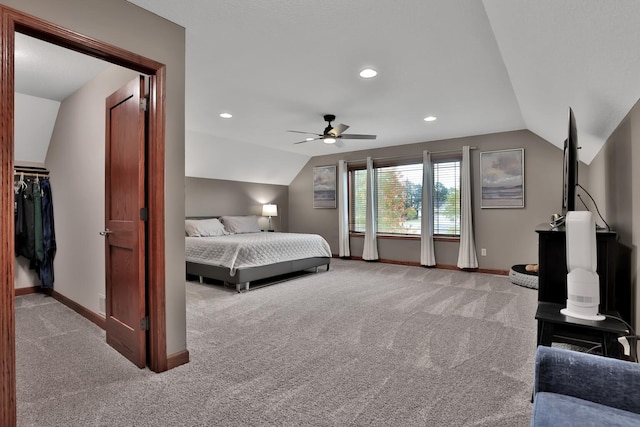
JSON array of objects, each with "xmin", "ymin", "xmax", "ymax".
[{"xmin": 346, "ymin": 146, "xmax": 477, "ymax": 164}]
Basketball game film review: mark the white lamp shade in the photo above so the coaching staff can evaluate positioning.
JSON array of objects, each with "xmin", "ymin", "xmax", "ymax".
[{"xmin": 262, "ymin": 204, "xmax": 278, "ymax": 217}]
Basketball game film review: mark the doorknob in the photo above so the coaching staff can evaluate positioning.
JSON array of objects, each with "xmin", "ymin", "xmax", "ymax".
[{"xmin": 99, "ymin": 229, "xmax": 112, "ymax": 237}]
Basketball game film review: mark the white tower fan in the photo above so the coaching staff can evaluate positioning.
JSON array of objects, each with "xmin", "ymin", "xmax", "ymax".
[{"xmin": 560, "ymin": 211, "xmax": 605, "ymax": 321}]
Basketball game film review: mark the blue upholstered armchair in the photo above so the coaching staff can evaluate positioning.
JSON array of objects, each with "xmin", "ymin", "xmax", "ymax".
[{"xmin": 532, "ymin": 346, "xmax": 640, "ymax": 426}]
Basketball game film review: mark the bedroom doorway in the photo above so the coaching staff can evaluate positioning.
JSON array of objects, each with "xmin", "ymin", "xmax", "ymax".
[{"xmin": 1, "ymin": 5, "xmax": 168, "ymax": 425}]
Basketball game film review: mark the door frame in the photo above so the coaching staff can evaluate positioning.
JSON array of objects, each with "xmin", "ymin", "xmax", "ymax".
[{"xmin": 1, "ymin": 5, "xmax": 168, "ymax": 425}]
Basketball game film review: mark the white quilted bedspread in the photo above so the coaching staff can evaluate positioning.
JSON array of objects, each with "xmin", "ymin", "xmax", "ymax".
[{"xmin": 185, "ymin": 232, "xmax": 332, "ymax": 276}]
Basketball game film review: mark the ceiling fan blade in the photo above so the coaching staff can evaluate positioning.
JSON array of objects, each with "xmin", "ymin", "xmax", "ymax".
[
  {"xmin": 339, "ymin": 134, "xmax": 377, "ymax": 140},
  {"xmin": 293, "ymin": 137, "xmax": 322, "ymax": 144},
  {"xmin": 287, "ymin": 130, "xmax": 321, "ymax": 136},
  {"xmin": 334, "ymin": 139, "xmax": 345, "ymax": 148},
  {"xmin": 328, "ymin": 123, "xmax": 349, "ymax": 137}
]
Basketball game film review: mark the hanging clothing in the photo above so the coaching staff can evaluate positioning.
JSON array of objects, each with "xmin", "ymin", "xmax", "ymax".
[
  {"xmin": 14, "ymin": 181, "xmax": 24, "ymax": 252},
  {"xmin": 33, "ymin": 180, "xmax": 44, "ymax": 264},
  {"xmin": 14, "ymin": 173, "xmax": 56, "ymax": 289},
  {"xmin": 16, "ymin": 180, "xmax": 36, "ymax": 261},
  {"xmin": 39, "ymin": 178, "xmax": 56, "ymax": 289}
]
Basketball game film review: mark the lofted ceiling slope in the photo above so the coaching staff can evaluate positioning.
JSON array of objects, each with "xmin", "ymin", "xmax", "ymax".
[
  {"xmin": 14, "ymin": 33, "xmax": 111, "ymax": 164},
  {"xmin": 125, "ymin": 0, "xmax": 640, "ymax": 177},
  {"xmin": 484, "ymin": 0, "xmax": 640, "ymax": 163},
  {"xmin": 15, "ymin": 2, "xmax": 640, "ymax": 184}
]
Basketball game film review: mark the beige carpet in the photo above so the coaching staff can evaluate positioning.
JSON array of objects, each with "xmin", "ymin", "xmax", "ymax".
[{"xmin": 16, "ymin": 259, "xmax": 538, "ymax": 426}]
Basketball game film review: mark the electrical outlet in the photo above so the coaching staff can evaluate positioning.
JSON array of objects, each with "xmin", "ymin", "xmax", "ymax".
[{"xmin": 481, "ymin": 248, "xmax": 487, "ymax": 256}]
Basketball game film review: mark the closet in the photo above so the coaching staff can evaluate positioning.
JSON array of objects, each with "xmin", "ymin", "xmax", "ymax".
[{"xmin": 14, "ymin": 165, "xmax": 55, "ymax": 290}]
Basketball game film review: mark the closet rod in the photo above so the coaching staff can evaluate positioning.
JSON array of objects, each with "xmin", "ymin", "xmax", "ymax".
[
  {"xmin": 346, "ymin": 146, "xmax": 477, "ymax": 165},
  {"xmin": 15, "ymin": 172, "xmax": 49, "ymax": 178},
  {"xmin": 14, "ymin": 166, "xmax": 50, "ymax": 177},
  {"xmin": 14, "ymin": 165, "xmax": 49, "ymax": 171}
]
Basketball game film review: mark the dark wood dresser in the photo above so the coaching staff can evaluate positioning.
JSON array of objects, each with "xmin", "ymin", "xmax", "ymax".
[{"xmin": 535, "ymin": 223, "xmax": 628, "ymax": 322}]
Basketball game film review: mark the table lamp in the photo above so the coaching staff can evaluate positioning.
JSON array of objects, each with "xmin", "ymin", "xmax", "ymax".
[{"xmin": 262, "ymin": 204, "xmax": 278, "ymax": 231}]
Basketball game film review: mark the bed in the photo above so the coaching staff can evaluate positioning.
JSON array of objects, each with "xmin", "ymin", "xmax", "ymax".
[{"xmin": 185, "ymin": 216, "xmax": 331, "ymax": 292}]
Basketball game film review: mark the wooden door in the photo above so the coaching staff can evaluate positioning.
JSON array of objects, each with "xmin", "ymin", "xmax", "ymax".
[{"xmin": 104, "ymin": 76, "xmax": 147, "ymax": 368}]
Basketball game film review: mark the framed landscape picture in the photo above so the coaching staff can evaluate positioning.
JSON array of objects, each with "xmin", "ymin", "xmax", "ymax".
[
  {"xmin": 313, "ymin": 165, "xmax": 336, "ymax": 208},
  {"xmin": 480, "ymin": 148, "xmax": 524, "ymax": 208}
]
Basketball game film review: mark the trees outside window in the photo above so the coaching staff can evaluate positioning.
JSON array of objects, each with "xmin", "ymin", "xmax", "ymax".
[
  {"xmin": 350, "ymin": 158, "xmax": 460, "ymax": 236},
  {"xmin": 433, "ymin": 160, "xmax": 461, "ymax": 235}
]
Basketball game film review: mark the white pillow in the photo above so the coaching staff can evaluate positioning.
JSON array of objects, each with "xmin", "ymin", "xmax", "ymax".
[
  {"xmin": 220, "ymin": 215, "xmax": 261, "ymax": 234},
  {"xmin": 185, "ymin": 218, "xmax": 228, "ymax": 237}
]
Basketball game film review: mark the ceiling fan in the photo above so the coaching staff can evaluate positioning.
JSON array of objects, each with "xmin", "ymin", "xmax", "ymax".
[{"xmin": 288, "ymin": 114, "xmax": 377, "ymax": 146}]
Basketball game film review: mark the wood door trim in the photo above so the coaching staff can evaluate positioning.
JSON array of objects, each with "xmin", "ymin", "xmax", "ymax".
[
  {"xmin": 15, "ymin": 287, "xmax": 106, "ymax": 329},
  {"xmin": 14, "ymin": 287, "xmax": 39, "ymax": 297},
  {"xmin": 1, "ymin": 5, "xmax": 169, "ymax": 424},
  {"xmin": 0, "ymin": 7, "xmax": 17, "ymax": 427},
  {"xmin": 48, "ymin": 289, "xmax": 107, "ymax": 330},
  {"xmin": 147, "ymin": 69, "xmax": 168, "ymax": 372},
  {"xmin": 167, "ymin": 349, "xmax": 190, "ymax": 370}
]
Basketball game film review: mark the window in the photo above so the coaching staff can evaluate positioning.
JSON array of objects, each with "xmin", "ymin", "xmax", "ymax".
[
  {"xmin": 433, "ymin": 159, "xmax": 460, "ymax": 236},
  {"xmin": 349, "ymin": 157, "xmax": 461, "ymax": 237}
]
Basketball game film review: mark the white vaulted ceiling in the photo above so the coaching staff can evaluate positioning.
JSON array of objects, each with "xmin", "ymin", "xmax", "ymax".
[
  {"xmin": 484, "ymin": 0, "xmax": 640, "ymax": 163},
  {"xmin": 125, "ymin": 0, "xmax": 640, "ymax": 184},
  {"xmin": 14, "ymin": 33, "xmax": 111, "ymax": 164},
  {"xmin": 16, "ymin": 1, "xmax": 640, "ymax": 184}
]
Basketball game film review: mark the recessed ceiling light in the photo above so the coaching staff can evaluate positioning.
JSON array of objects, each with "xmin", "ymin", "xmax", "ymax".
[
  {"xmin": 359, "ymin": 68, "xmax": 378, "ymax": 79},
  {"xmin": 306, "ymin": 137, "xmax": 315, "ymax": 141},
  {"xmin": 423, "ymin": 116, "xmax": 437, "ymax": 122},
  {"xmin": 219, "ymin": 112, "xmax": 232, "ymax": 119}
]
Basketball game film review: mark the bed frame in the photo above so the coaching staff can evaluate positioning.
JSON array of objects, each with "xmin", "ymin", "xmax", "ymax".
[
  {"xmin": 185, "ymin": 217, "xmax": 330, "ymax": 292},
  {"xmin": 186, "ymin": 257, "xmax": 330, "ymax": 292}
]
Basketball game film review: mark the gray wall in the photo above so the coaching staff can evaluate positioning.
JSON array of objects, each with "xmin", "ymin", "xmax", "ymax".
[
  {"xmin": 290, "ymin": 130, "xmax": 586, "ymax": 271},
  {"xmin": 8, "ymin": 0, "xmax": 187, "ymax": 355},
  {"xmin": 46, "ymin": 65, "xmax": 137, "ymax": 315},
  {"xmin": 185, "ymin": 177, "xmax": 289, "ymax": 232},
  {"xmin": 588, "ymin": 98, "xmax": 640, "ymax": 330}
]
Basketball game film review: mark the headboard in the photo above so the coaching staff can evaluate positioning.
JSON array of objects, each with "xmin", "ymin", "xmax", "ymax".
[{"xmin": 185, "ymin": 216, "xmax": 219, "ymax": 220}]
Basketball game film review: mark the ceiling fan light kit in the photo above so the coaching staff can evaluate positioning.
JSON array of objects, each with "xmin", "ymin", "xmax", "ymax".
[
  {"xmin": 359, "ymin": 68, "xmax": 378, "ymax": 78},
  {"xmin": 288, "ymin": 114, "xmax": 377, "ymax": 146}
]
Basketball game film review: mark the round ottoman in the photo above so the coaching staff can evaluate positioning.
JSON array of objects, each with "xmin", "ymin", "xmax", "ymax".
[{"xmin": 509, "ymin": 264, "xmax": 538, "ymax": 290}]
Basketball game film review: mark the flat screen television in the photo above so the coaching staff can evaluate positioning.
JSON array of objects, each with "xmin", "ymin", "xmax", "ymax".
[{"xmin": 562, "ymin": 107, "xmax": 578, "ymax": 215}]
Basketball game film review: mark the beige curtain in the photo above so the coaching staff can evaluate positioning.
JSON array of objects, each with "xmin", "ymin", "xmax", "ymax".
[
  {"xmin": 420, "ymin": 150, "xmax": 436, "ymax": 266},
  {"xmin": 457, "ymin": 146, "xmax": 478, "ymax": 268},
  {"xmin": 338, "ymin": 160, "xmax": 350, "ymax": 257},
  {"xmin": 362, "ymin": 157, "xmax": 379, "ymax": 260}
]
